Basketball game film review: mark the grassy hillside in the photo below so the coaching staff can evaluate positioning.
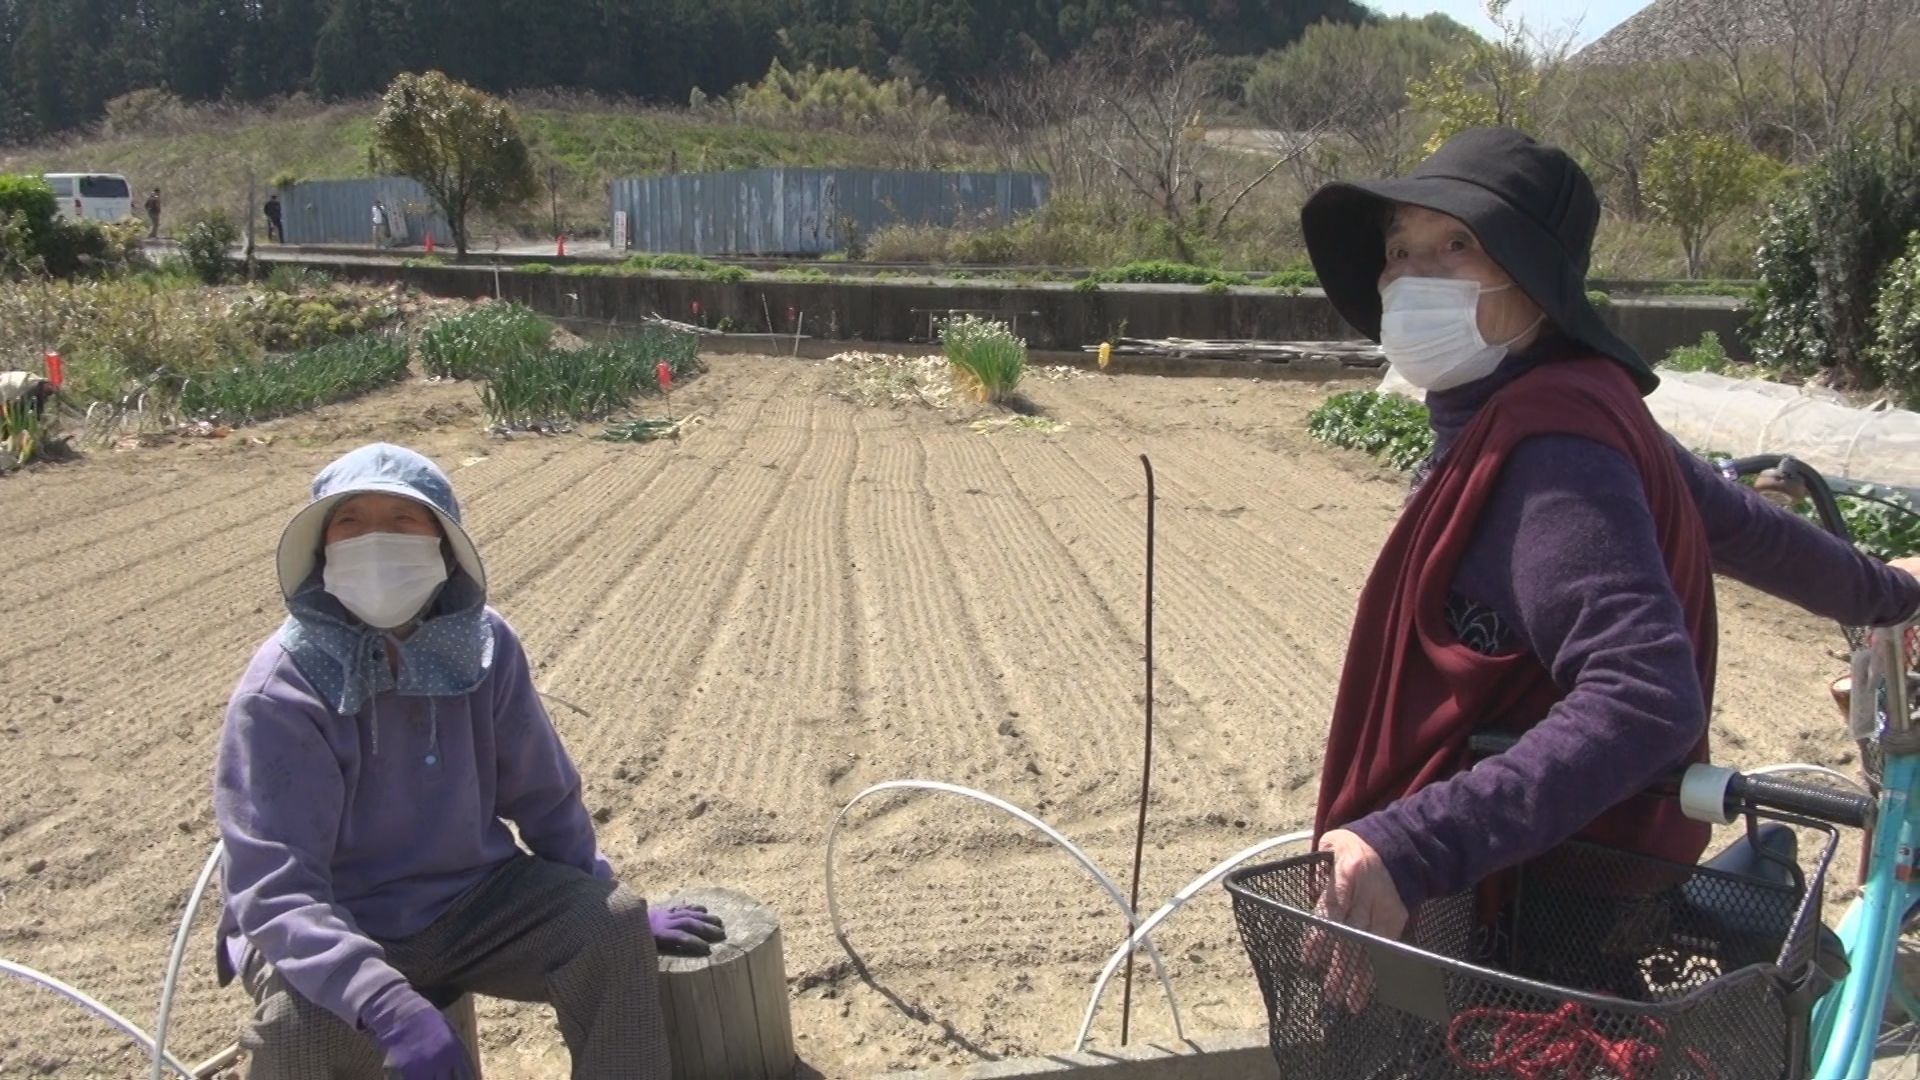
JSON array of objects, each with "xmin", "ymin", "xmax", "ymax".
[{"xmin": 0, "ymin": 97, "xmax": 974, "ymax": 242}]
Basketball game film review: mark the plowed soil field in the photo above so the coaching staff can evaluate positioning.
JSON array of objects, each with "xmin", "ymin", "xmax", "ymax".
[{"xmin": 0, "ymin": 356, "xmax": 1865, "ymax": 1077}]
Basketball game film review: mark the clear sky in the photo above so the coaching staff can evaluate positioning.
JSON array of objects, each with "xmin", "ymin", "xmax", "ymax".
[{"xmin": 1360, "ymin": 0, "xmax": 1652, "ymax": 49}]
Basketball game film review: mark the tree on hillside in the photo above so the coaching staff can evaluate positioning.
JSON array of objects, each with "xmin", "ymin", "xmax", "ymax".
[
  {"xmin": 1552, "ymin": 59, "xmax": 1717, "ymax": 219},
  {"xmin": 726, "ymin": 60, "xmax": 954, "ymax": 164},
  {"xmin": 1404, "ymin": 0, "xmax": 1574, "ymax": 152},
  {"xmin": 1246, "ymin": 15, "xmax": 1479, "ymax": 185},
  {"xmin": 313, "ymin": 0, "xmax": 397, "ymax": 99},
  {"xmin": 12, "ymin": 0, "xmax": 71, "ymax": 137},
  {"xmin": 1671, "ymin": 0, "xmax": 1920, "ymax": 158},
  {"xmin": 227, "ymin": 0, "xmax": 325, "ymax": 100},
  {"xmin": 780, "ymin": 0, "xmax": 1372, "ymax": 100},
  {"xmin": 1085, "ymin": 23, "xmax": 1217, "ymax": 258},
  {"xmin": 372, "ymin": 71, "xmax": 537, "ymax": 258},
  {"xmin": 971, "ymin": 54, "xmax": 1116, "ymax": 194},
  {"xmin": 974, "ymin": 19, "xmax": 1334, "ymax": 254},
  {"xmin": 160, "ymin": 0, "xmax": 235, "ymax": 101},
  {"xmin": 1643, "ymin": 130, "xmax": 1778, "ymax": 277},
  {"xmin": 0, "ymin": 0, "xmax": 1380, "ymax": 143}
]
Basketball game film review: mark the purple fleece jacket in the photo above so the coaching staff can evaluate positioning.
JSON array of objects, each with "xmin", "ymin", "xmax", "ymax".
[
  {"xmin": 1347, "ymin": 346, "xmax": 1920, "ymax": 908},
  {"xmin": 213, "ymin": 609, "xmax": 609, "ymax": 1027}
]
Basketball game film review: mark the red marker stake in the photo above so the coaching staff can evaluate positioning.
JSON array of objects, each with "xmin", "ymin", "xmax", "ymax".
[{"xmin": 657, "ymin": 362, "xmax": 680, "ymax": 441}]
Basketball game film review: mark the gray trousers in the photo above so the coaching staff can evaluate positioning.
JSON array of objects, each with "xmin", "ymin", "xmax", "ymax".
[{"xmin": 241, "ymin": 855, "xmax": 670, "ymax": 1079}]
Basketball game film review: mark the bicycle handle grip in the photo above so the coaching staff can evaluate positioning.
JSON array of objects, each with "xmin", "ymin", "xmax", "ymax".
[
  {"xmin": 1726, "ymin": 773, "xmax": 1873, "ymax": 829},
  {"xmin": 1470, "ymin": 732, "xmax": 1873, "ymax": 829}
]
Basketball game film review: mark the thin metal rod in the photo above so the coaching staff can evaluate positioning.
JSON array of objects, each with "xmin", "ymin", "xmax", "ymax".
[{"xmin": 1120, "ymin": 454, "xmax": 1156, "ymax": 1046}]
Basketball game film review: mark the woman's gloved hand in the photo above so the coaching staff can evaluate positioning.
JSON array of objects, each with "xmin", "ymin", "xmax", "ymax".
[
  {"xmin": 649, "ymin": 904, "xmax": 728, "ymax": 956},
  {"xmin": 360, "ymin": 983, "xmax": 475, "ymax": 1080}
]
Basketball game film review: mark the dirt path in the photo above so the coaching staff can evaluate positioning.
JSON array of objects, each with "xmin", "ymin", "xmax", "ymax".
[{"xmin": 0, "ymin": 357, "xmax": 1865, "ymax": 1077}]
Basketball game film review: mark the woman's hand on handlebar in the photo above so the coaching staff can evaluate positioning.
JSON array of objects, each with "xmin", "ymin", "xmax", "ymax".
[
  {"xmin": 1309, "ymin": 829, "xmax": 1409, "ymax": 1012},
  {"xmin": 1891, "ymin": 556, "xmax": 1920, "ymax": 586}
]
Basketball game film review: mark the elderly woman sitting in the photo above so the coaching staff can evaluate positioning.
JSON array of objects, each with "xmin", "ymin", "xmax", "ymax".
[
  {"xmin": 1298, "ymin": 127, "xmax": 1920, "ymax": 941},
  {"xmin": 214, "ymin": 443, "xmax": 724, "ymax": 1080}
]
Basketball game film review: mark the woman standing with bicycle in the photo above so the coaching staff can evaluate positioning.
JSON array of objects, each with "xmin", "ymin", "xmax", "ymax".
[{"xmin": 1298, "ymin": 126, "xmax": 1920, "ymax": 946}]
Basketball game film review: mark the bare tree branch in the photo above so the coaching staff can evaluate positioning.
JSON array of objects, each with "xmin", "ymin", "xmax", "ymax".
[{"xmin": 1213, "ymin": 118, "xmax": 1333, "ymax": 232}]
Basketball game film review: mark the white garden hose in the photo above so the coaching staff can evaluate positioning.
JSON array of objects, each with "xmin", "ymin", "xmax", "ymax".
[
  {"xmin": 1072, "ymin": 830, "xmax": 1312, "ymax": 1051},
  {"xmin": 825, "ymin": 780, "xmax": 1185, "ymax": 1044},
  {"xmin": 0, "ymin": 958, "xmax": 196, "ymax": 1078},
  {"xmin": 153, "ymin": 839, "xmax": 225, "ymax": 1080}
]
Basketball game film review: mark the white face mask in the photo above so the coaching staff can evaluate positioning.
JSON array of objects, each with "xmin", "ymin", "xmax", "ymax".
[
  {"xmin": 1378, "ymin": 276, "xmax": 1542, "ymax": 391},
  {"xmin": 322, "ymin": 533, "xmax": 448, "ymax": 630}
]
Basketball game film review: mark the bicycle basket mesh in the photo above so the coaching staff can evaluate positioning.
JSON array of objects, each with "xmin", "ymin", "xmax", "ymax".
[{"xmin": 1227, "ymin": 842, "xmax": 1825, "ymax": 1080}]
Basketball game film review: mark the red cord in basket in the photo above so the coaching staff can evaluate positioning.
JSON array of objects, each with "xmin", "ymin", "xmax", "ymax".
[{"xmin": 1445, "ymin": 1002, "xmax": 1720, "ymax": 1080}]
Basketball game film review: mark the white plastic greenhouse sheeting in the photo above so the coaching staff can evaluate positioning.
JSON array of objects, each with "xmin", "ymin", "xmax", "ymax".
[{"xmin": 1378, "ymin": 367, "xmax": 1920, "ymax": 498}]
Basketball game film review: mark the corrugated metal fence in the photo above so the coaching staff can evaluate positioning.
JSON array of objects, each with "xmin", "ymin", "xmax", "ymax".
[
  {"xmin": 608, "ymin": 168, "xmax": 1050, "ymax": 256},
  {"xmin": 280, "ymin": 177, "xmax": 450, "ymax": 247}
]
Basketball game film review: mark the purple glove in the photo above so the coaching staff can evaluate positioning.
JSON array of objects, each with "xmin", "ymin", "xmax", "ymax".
[
  {"xmin": 650, "ymin": 904, "xmax": 727, "ymax": 956},
  {"xmin": 360, "ymin": 984, "xmax": 475, "ymax": 1080}
]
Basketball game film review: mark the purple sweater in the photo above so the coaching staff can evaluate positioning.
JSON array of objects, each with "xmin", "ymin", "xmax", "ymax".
[
  {"xmin": 1347, "ymin": 347, "xmax": 1920, "ymax": 907},
  {"xmin": 213, "ymin": 609, "xmax": 609, "ymax": 1026}
]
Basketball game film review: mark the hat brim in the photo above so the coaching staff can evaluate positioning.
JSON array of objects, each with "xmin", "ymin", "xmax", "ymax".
[
  {"xmin": 276, "ymin": 481, "xmax": 487, "ymax": 599},
  {"xmin": 1301, "ymin": 175, "xmax": 1657, "ymax": 394}
]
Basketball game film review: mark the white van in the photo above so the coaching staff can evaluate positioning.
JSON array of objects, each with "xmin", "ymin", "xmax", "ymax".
[{"xmin": 43, "ymin": 173, "xmax": 134, "ymax": 223}]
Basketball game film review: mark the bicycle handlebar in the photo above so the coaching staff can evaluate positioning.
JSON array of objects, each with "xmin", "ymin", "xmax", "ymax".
[
  {"xmin": 1720, "ymin": 454, "xmax": 1852, "ymax": 543},
  {"xmin": 1467, "ymin": 732, "xmax": 1875, "ymax": 830},
  {"xmin": 1726, "ymin": 772, "xmax": 1874, "ymax": 829}
]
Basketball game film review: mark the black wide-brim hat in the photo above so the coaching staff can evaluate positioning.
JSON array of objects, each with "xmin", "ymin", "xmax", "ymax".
[{"xmin": 1300, "ymin": 126, "xmax": 1656, "ymax": 394}]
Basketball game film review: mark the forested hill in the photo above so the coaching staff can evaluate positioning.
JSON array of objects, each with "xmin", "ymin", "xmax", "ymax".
[{"xmin": 0, "ymin": 0, "xmax": 1370, "ymax": 143}]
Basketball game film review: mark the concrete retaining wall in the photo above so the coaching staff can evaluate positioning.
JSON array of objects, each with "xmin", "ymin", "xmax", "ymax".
[
  {"xmin": 285, "ymin": 258, "xmax": 1750, "ymax": 363},
  {"xmin": 879, "ymin": 1030, "xmax": 1278, "ymax": 1080}
]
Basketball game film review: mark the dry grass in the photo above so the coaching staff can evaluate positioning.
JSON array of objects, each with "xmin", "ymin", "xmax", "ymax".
[
  {"xmin": 1590, "ymin": 215, "xmax": 1764, "ymax": 281},
  {"xmin": 829, "ymin": 351, "xmax": 958, "ymax": 409},
  {"xmin": 0, "ymin": 94, "xmax": 962, "ymax": 242},
  {"xmin": 0, "ymin": 98, "xmax": 379, "ymax": 240},
  {"xmin": 0, "ymin": 91, "xmax": 1754, "ymax": 279}
]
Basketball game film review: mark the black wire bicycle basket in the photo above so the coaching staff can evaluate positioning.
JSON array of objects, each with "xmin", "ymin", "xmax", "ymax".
[{"xmin": 1225, "ymin": 824, "xmax": 1837, "ymax": 1080}]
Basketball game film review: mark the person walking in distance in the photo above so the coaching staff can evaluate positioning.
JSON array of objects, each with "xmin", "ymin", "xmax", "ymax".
[
  {"xmin": 145, "ymin": 189, "xmax": 162, "ymax": 238},
  {"xmin": 265, "ymin": 194, "xmax": 285, "ymax": 244}
]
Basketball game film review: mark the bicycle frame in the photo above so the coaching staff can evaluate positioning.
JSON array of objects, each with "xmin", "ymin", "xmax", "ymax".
[{"xmin": 1811, "ymin": 621, "xmax": 1917, "ymax": 1078}]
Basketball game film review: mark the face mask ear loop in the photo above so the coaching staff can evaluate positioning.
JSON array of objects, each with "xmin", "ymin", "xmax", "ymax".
[{"xmin": 1495, "ymin": 313, "xmax": 1548, "ymax": 351}]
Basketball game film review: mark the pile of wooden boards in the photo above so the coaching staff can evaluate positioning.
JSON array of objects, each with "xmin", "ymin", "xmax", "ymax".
[{"xmin": 1092, "ymin": 337, "xmax": 1384, "ymax": 367}]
